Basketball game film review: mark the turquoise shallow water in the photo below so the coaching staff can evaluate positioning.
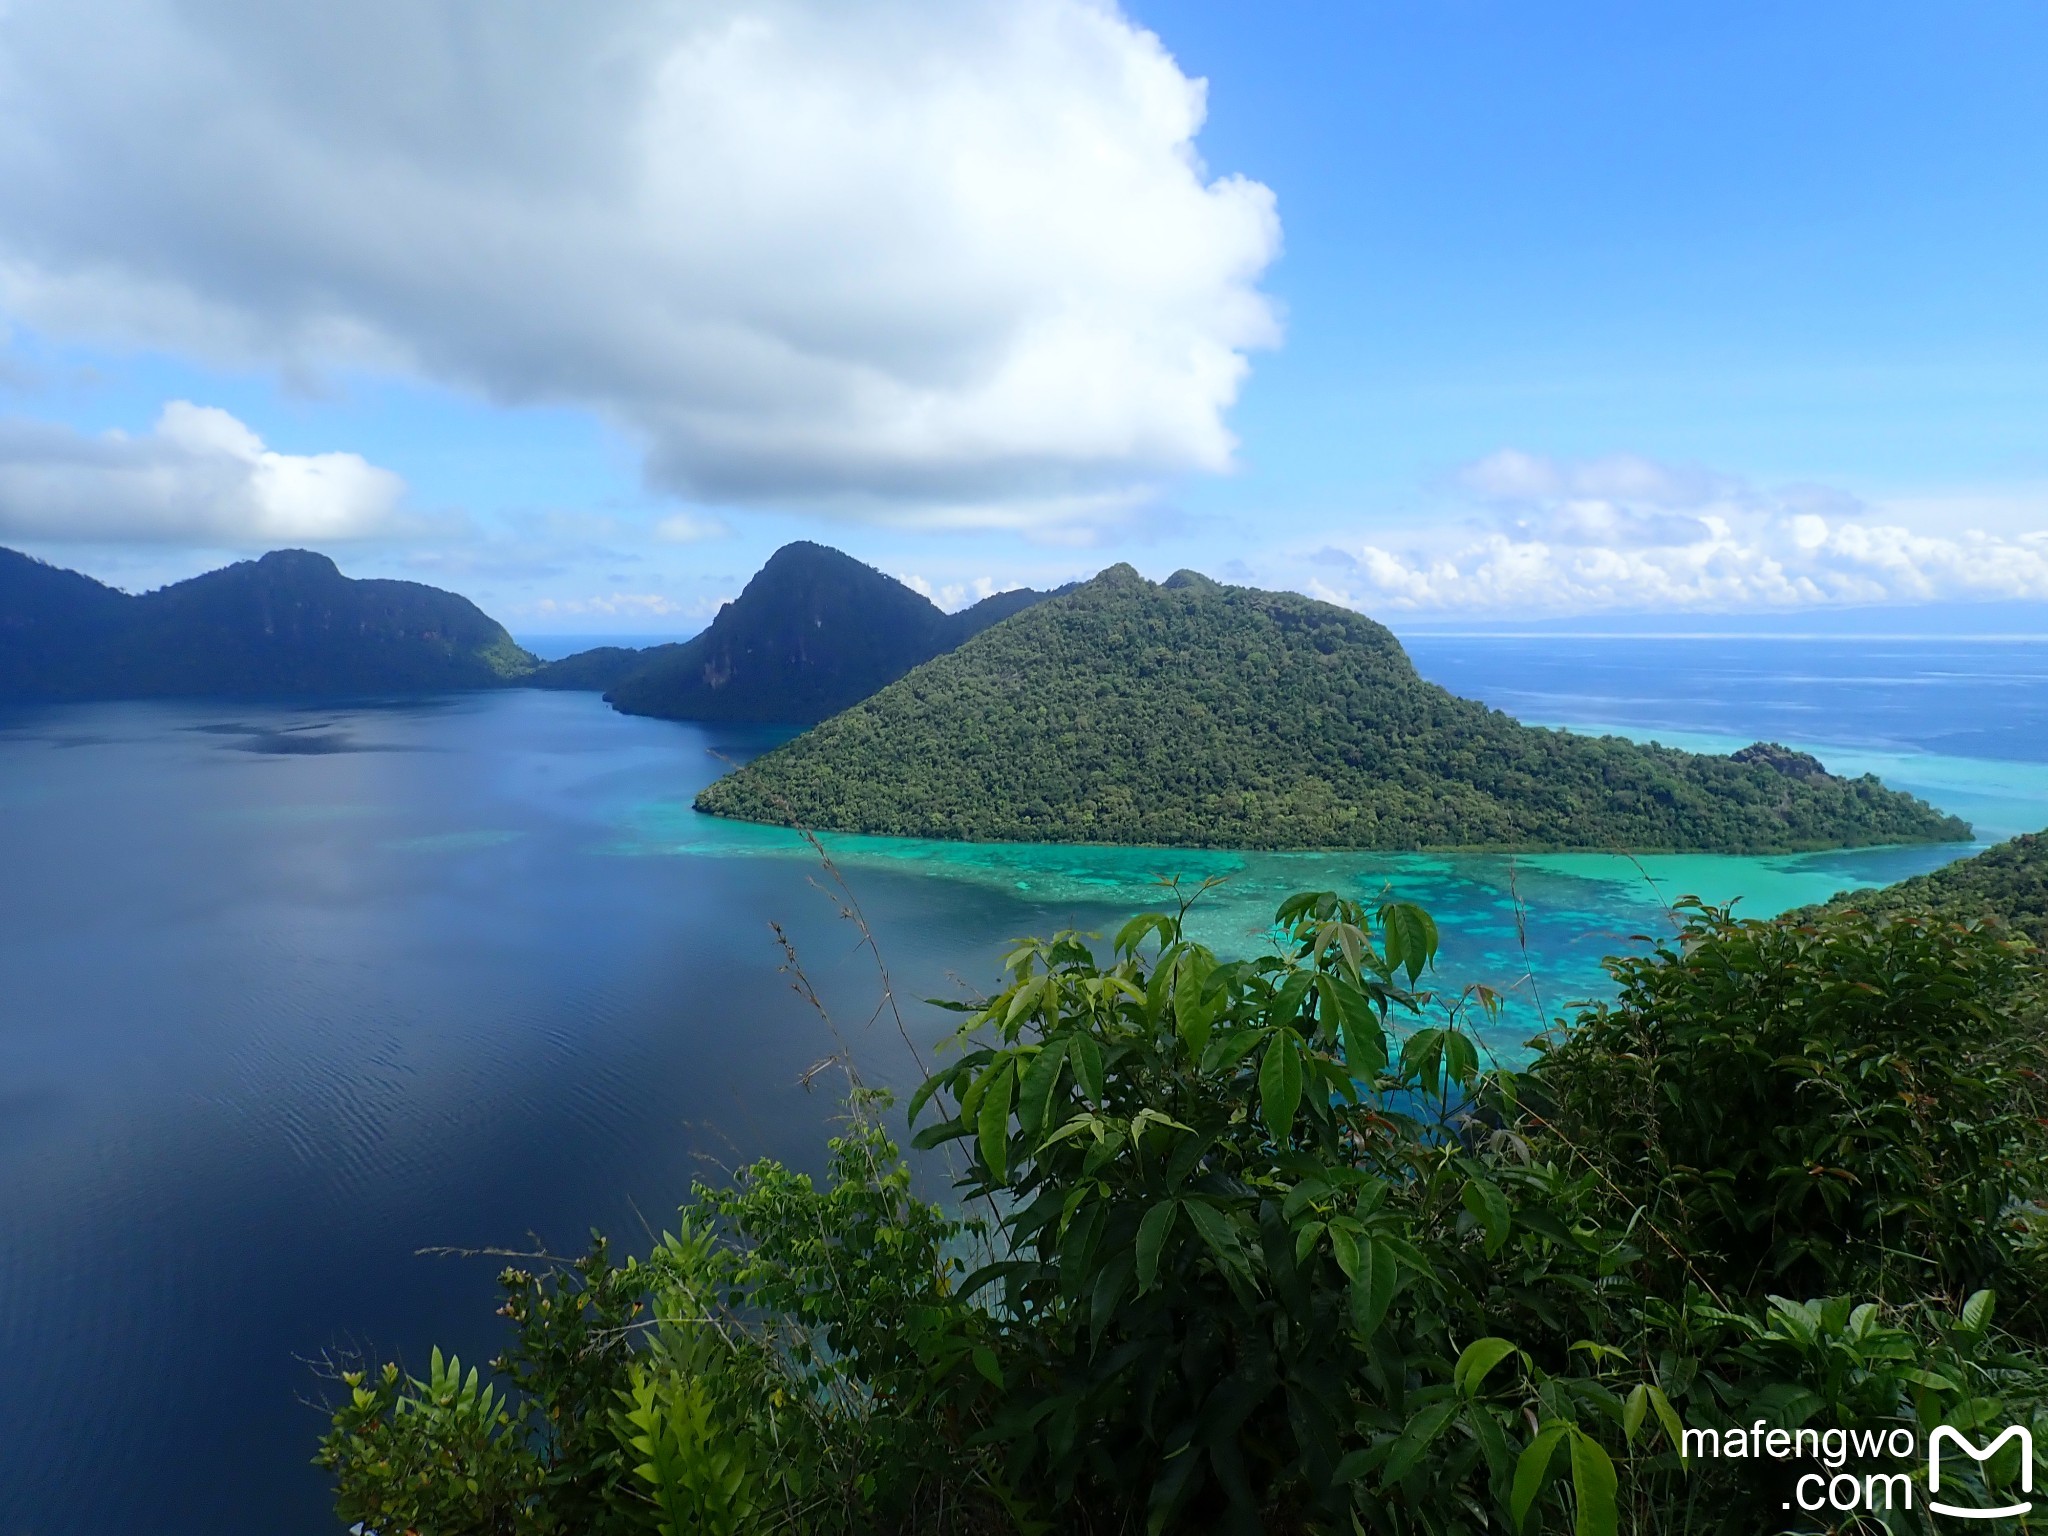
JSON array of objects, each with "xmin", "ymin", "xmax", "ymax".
[
  {"xmin": 616, "ymin": 760, "xmax": 1994, "ymax": 1066},
  {"xmin": 607, "ymin": 639, "xmax": 2048, "ymax": 1064}
]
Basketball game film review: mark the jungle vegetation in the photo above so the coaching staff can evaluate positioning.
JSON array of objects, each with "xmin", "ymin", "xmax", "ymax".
[
  {"xmin": 1817, "ymin": 829, "xmax": 2048, "ymax": 946},
  {"xmin": 696, "ymin": 566, "xmax": 1971, "ymax": 852},
  {"xmin": 318, "ymin": 880, "xmax": 2048, "ymax": 1533}
]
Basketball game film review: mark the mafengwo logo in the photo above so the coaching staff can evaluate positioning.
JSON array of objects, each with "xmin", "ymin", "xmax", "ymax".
[
  {"xmin": 1681, "ymin": 1419, "xmax": 2036, "ymax": 1521},
  {"xmin": 1929, "ymin": 1426, "xmax": 2034, "ymax": 1521}
]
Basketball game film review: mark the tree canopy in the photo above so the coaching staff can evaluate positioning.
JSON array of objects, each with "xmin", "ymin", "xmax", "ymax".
[
  {"xmin": 698, "ymin": 566, "xmax": 1971, "ymax": 853},
  {"xmin": 1818, "ymin": 829, "xmax": 2048, "ymax": 945}
]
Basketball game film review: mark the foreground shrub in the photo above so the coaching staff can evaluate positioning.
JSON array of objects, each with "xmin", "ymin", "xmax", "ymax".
[
  {"xmin": 1526, "ymin": 902, "xmax": 2048, "ymax": 1318},
  {"xmin": 318, "ymin": 890, "xmax": 2048, "ymax": 1533}
]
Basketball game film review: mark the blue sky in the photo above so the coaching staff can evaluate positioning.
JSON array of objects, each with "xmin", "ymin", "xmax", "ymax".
[{"xmin": 0, "ymin": 0, "xmax": 2042, "ymax": 632}]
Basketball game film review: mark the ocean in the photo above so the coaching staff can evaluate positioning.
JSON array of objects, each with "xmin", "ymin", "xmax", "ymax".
[{"xmin": 0, "ymin": 635, "xmax": 2042, "ymax": 1534}]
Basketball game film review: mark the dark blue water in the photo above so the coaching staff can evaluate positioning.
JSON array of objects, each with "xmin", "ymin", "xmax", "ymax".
[{"xmin": 1, "ymin": 639, "xmax": 2043, "ymax": 1535}]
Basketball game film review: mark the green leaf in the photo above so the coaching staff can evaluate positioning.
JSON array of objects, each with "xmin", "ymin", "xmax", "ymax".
[
  {"xmin": 1293, "ymin": 1219, "xmax": 1326, "ymax": 1266},
  {"xmin": 971, "ymin": 1345, "xmax": 1004, "ymax": 1387},
  {"xmin": 1443, "ymin": 1030, "xmax": 1480, "ymax": 1086},
  {"xmin": 1135, "ymin": 1199, "xmax": 1179, "ymax": 1293},
  {"xmin": 1646, "ymin": 1385, "xmax": 1686, "ymax": 1460},
  {"xmin": 1201, "ymin": 1026, "xmax": 1264, "ymax": 1074},
  {"xmin": 1454, "ymin": 1338, "xmax": 1519, "ymax": 1398},
  {"xmin": 1174, "ymin": 968, "xmax": 1218, "ymax": 1063},
  {"xmin": 1318, "ymin": 973, "xmax": 1389, "ymax": 1073},
  {"xmin": 1338, "ymin": 1015, "xmax": 1389, "ymax": 1078},
  {"xmin": 1400, "ymin": 1027, "xmax": 1446, "ymax": 1086},
  {"xmin": 1898, "ymin": 1367, "xmax": 1961, "ymax": 1392},
  {"xmin": 1380, "ymin": 901, "xmax": 1439, "ymax": 983},
  {"xmin": 1068, "ymin": 1033, "xmax": 1105, "ymax": 1103},
  {"xmin": 1272, "ymin": 970, "xmax": 1315, "ymax": 1028},
  {"xmin": 976, "ymin": 1062, "xmax": 1015, "ymax": 1182},
  {"xmin": 1259, "ymin": 1027, "xmax": 1304, "ymax": 1141},
  {"xmin": 1568, "ymin": 1428, "xmax": 1618, "ymax": 1536},
  {"xmin": 1003, "ymin": 976, "xmax": 1047, "ymax": 1028},
  {"xmin": 1328, "ymin": 1223, "xmax": 1360, "ymax": 1280},
  {"xmin": 1381, "ymin": 1398, "xmax": 1459, "ymax": 1486},
  {"xmin": 1330, "ymin": 1448, "xmax": 1375, "ymax": 1485},
  {"xmin": 1349, "ymin": 1235, "xmax": 1399, "ymax": 1339},
  {"xmin": 1182, "ymin": 1199, "xmax": 1241, "ymax": 1268},
  {"xmin": 1514, "ymin": 1207, "xmax": 1592, "ymax": 1251},
  {"xmin": 1114, "ymin": 911, "xmax": 1174, "ymax": 956},
  {"xmin": 1281, "ymin": 1178, "xmax": 1330, "ymax": 1223},
  {"xmin": 905, "ymin": 1071, "xmax": 947, "ymax": 1127},
  {"xmin": 1962, "ymin": 1288, "xmax": 1997, "ymax": 1334},
  {"xmin": 1622, "ymin": 1384, "xmax": 1647, "ymax": 1445},
  {"xmin": 910, "ymin": 1116, "xmax": 968, "ymax": 1151},
  {"xmin": 1461, "ymin": 1178, "xmax": 1513, "ymax": 1258},
  {"xmin": 1016, "ymin": 1039, "xmax": 1068, "ymax": 1136},
  {"xmin": 1510, "ymin": 1425, "xmax": 1567, "ymax": 1534},
  {"xmin": 1467, "ymin": 1401, "xmax": 1514, "ymax": 1487}
]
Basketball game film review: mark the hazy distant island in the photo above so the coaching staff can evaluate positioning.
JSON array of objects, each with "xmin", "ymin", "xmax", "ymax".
[
  {"xmin": 698, "ymin": 564, "xmax": 1973, "ymax": 854},
  {"xmin": 0, "ymin": 540, "xmax": 1054, "ymax": 718},
  {"xmin": 0, "ymin": 545, "xmax": 535, "ymax": 698}
]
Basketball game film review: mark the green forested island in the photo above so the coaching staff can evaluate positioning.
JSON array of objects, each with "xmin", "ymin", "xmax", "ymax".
[
  {"xmin": 1822, "ymin": 829, "xmax": 2048, "ymax": 943},
  {"xmin": 0, "ymin": 545, "xmax": 535, "ymax": 698},
  {"xmin": 586, "ymin": 541, "xmax": 1060, "ymax": 725},
  {"xmin": 697, "ymin": 564, "xmax": 1971, "ymax": 852}
]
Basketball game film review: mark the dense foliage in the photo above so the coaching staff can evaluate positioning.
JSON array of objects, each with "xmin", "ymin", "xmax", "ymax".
[
  {"xmin": 696, "ymin": 567, "xmax": 1970, "ymax": 852},
  {"xmin": 601, "ymin": 542, "xmax": 1056, "ymax": 724},
  {"xmin": 319, "ymin": 887, "xmax": 2048, "ymax": 1533},
  {"xmin": 0, "ymin": 545, "xmax": 536, "ymax": 698},
  {"xmin": 1531, "ymin": 901, "xmax": 2048, "ymax": 1315},
  {"xmin": 1817, "ymin": 829, "xmax": 2048, "ymax": 946}
]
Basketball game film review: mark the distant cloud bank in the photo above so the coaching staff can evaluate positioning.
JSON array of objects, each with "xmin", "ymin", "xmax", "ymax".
[
  {"xmin": 1313, "ymin": 451, "xmax": 2048, "ymax": 615},
  {"xmin": 0, "ymin": 403, "xmax": 403, "ymax": 544},
  {"xmin": 0, "ymin": 0, "xmax": 1279, "ymax": 531}
]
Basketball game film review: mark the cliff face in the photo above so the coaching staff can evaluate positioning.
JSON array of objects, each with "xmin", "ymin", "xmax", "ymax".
[
  {"xmin": 600, "ymin": 542, "xmax": 1055, "ymax": 725},
  {"xmin": 0, "ymin": 546, "xmax": 537, "ymax": 699}
]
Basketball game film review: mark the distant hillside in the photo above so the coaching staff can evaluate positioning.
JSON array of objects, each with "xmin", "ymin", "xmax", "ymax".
[
  {"xmin": 1817, "ymin": 831, "xmax": 2048, "ymax": 945},
  {"xmin": 0, "ymin": 546, "xmax": 536, "ymax": 699},
  {"xmin": 600, "ymin": 542, "xmax": 1060, "ymax": 725},
  {"xmin": 526, "ymin": 643, "xmax": 683, "ymax": 694},
  {"xmin": 697, "ymin": 565, "xmax": 1972, "ymax": 853}
]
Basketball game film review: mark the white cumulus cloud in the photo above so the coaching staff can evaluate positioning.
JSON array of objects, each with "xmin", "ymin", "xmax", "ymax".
[
  {"xmin": 0, "ymin": 402, "xmax": 405, "ymax": 544},
  {"xmin": 529, "ymin": 593, "xmax": 688, "ymax": 619},
  {"xmin": 1315, "ymin": 451, "xmax": 2048, "ymax": 615},
  {"xmin": 652, "ymin": 512, "xmax": 731, "ymax": 543},
  {"xmin": 899, "ymin": 571, "xmax": 1000, "ymax": 610},
  {"xmin": 0, "ymin": 0, "xmax": 1280, "ymax": 528}
]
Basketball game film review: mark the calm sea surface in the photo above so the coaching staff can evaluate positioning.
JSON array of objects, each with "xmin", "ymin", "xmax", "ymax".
[{"xmin": 2, "ymin": 636, "xmax": 2046, "ymax": 1534}]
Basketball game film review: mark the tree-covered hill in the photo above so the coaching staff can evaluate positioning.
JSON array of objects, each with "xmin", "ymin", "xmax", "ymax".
[
  {"xmin": 0, "ymin": 545, "xmax": 536, "ymax": 698},
  {"xmin": 599, "ymin": 542, "xmax": 1059, "ymax": 725},
  {"xmin": 525, "ymin": 643, "xmax": 683, "ymax": 694},
  {"xmin": 1818, "ymin": 829, "xmax": 2047, "ymax": 944},
  {"xmin": 697, "ymin": 565, "xmax": 1972, "ymax": 852}
]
